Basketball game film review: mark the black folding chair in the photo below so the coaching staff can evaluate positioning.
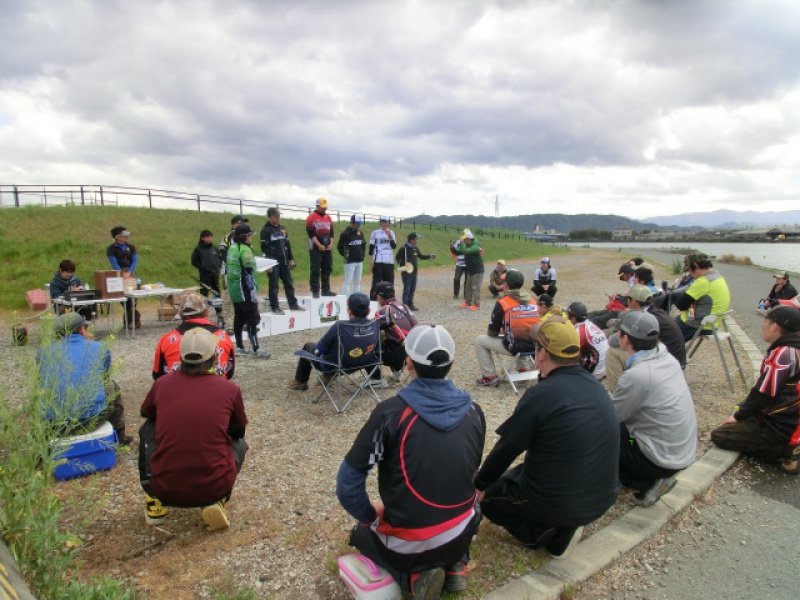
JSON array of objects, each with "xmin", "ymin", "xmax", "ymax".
[{"xmin": 294, "ymin": 320, "xmax": 383, "ymax": 414}]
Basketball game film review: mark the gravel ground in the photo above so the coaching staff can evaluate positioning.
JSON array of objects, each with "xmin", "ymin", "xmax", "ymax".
[{"xmin": 1, "ymin": 248, "xmax": 743, "ymax": 599}]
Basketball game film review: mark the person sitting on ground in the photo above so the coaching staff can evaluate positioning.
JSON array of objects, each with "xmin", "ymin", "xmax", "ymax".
[
  {"xmin": 673, "ymin": 254, "xmax": 731, "ymax": 342},
  {"xmin": 139, "ymin": 328, "xmax": 249, "ymax": 531},
  {"xmin": 106, "ymin": 225, "xmax": 141, "ymax": 329},
  {"xmin": 586, "ymin": 263, "xmax": 636, "ymax": 330},
  {"xmin": 531, "ymin": 257, "xmax": 557, "ymax": 298},
  {"xmin": 152, "ymin": 293, "xmax": 236, "ymax": 380},
  {"xmin": 537, "ymin": 293, "xmax": 565, "ymax": 322},
  {"xmin": 711, "ymin": 306, "xmax": 800, "ymax": 475},
  {"xmin": 49, "ymin": 259, "xmax": 95, "ymax": 321},
  {"xmin": 474, "ymin": 316, "xmax": 619, "ymax": 559},
  {"xmin": 451, "ymin": 232, "xmax": 484, "ymax": 310},
  {"xmin": 633, "ymin": 263, "xmax": 660, "ymax": 295},
  {"xmin": 604, "ymin": 285, "xmax": 687, "ymax": 392},
  {"xmin": 395, "ymin": 232, "xmax": 435, "ymax": 311},
  {"xmin": 474, "ymin": 269, "xmax": 540, "ymax": 387},
  {"xmin": 227, "ymin": 223, "xmax": 270, "ymax": 359},
  {"xmin": 36, "ymin": 312, "xmax": 132, "ymax": 445},
  {"xmin": 337, "ymin": 324, "xmax": 485, "ymax": 598},
  {"xmin": 487, "ymin": 260, "xmax": 507, "ymax": 298},
  {"xmin": 612, "ymin": 312, "xmax": 698, "ymax": 505},
  {"xmin": 373, "ymin": 282, "xmax": 418, "ymax": 384},
  {"xmin": 566, "ymin": 302, "xmax": 609, "ymax": 380},
  {"xmin": 191, "ymin": 229, "xmax": 225, "ymax": 326},
  {"xmin": 761, "ymin": 272, "xmax": 797, "ymax": 309},
  {"xmin": 288, "ymin": 293, "xmax": 381, "ymax": 391},
  {"xmin": 629, "ymin": 257, "xmax": 645, "ymax": 267}
]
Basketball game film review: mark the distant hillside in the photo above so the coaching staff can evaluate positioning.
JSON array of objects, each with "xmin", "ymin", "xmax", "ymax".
[
  {"xmin": 643, "ymin": 209, "xmax": 800, "ymax": 229},
  {"xmin": 407, "ymin": 213, "xmax": 664, "ymax": 234}
]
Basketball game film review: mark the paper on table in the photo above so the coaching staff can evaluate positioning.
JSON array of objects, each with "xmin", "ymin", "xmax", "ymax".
[{"xmin": 255, "ymin": 257, "xmax": 278, "ymax": 272}]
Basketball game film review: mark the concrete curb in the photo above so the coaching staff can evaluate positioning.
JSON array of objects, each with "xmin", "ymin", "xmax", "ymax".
[{"xmin": 484, "ymin": 315, "xmax": 763, "ymax": 600}]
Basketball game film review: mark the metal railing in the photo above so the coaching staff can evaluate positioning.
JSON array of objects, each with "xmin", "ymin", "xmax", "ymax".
[{"xmin": 0, "ymin": 184, "xmax": 540, "ymax": 242}]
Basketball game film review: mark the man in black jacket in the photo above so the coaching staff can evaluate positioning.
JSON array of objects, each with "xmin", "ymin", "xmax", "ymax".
[
  {"xmin": 260, "ymin": 208, "xmax": 303, "ymax": 315},
  {"xmin": 395, "ymin": 232, "xmax": 434, "ymax": 311},
  {"xmin": 337, "ymin": 215, "xmax": 367, "ymax": 297},
  {"xmin": 191, "ymin": 230, "xmax": 224, "ymax": 326}
]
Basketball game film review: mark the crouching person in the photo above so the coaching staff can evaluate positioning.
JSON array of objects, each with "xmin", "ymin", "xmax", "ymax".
[
  {"xmin": 337, "ymin": 324, "xmax": 486, "ymax": 598},
  {"xmin": 139, "ymin": 328, "xmax": 248, "ymax": 531}
]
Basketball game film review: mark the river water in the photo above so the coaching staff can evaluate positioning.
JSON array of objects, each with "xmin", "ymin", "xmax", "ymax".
[{"xmin": 568, "ymin": 242, "xmax": 799, "ymax": 274}]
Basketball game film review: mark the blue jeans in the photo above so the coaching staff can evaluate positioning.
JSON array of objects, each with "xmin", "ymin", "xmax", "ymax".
[
  {"xmin": 342, "ymin": 262, "xmax": 363, "ymax": 297},
  {"xmin": 401, "ymin": 271, "xmax": 417, "ymax": 306}
]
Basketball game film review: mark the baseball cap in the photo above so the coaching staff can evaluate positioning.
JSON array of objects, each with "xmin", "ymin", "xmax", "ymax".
[
  {"xmin": 683, "ymin": 253, "xmax": 710, "ymax": 272},
  {"xmin": 111, "ymin": 226, "xmax": 131, "ymax": 238},
  {"xmin": 627, "ymin": 284, "xmax": 653, "ymax": 303},
  {"xmin": 234, "ymin": 224, "xmax": 255, "ymax": 236},
  {"xmin": 619, "ymin": 311, "xmax": 660, "ymax": 340},
  {"xmin": 618, "ymin": 263, "xmax": 634, "ymax": 278},
  {"xmin": 267, "ymin": 207, "xmax": 280, "ymax": 217},
  {"xmin": 773, "ymin": 271, "xmax": 789, "ymax": 279},
  {"xmin": 538, "ymin": 293, "xmax": 554, "ymax": 307},
  {"xmin": 464, "ymin": 232, "xmax": 475, "ymax": 240},
  {"xmin": 380, "ymin": 216, "xmax": 391, "ymax": 222},
  {"xmin": 504, "ymin": 269, "xmax": 524, "ymax": 288},
  {"xmin": 54, "ymin": 312, "xmax": 87, "ymax": 336},
  {"xmin": 496, "ymin": 259, "xmax": 506, "ymax": 265},
  {"xmin": 180, "ymin": 328, "xmax": 219, "ymax": 364},
  {"xmin": 230, "ymin": 214, "xmax": 248, "ymax": 225},
  {"xmin": 352, "ymin": 214, "xmax": 364, "ymax": 224},
  {"xmin": 180, "ymin": 293, "xmax": 207, "ymax": 317},
  {"xmin": 373, "ymin": 281, "xmax": 395, "ymax": 298},
  {"xmin": 407, "ymin": 232, "xmax": 421, "ymax": 241},
  {"xmin": 541, "ymin": 257, "xmax": 550, "ymax": 263},
  {"xmin": 765, "ymin": 305, "xmax": 800, "ymax": 332},
  {"xmin": 530, "ymin": 316, "xmax": 580, "ymax": 359},
  {"xmin": 316, "ymin": 197, "xmax": 329, "ymax": 208},
  {"xmin": 567, "ymin": 301, "xmax": 587, "ymax": 321},
  {"xmin": 405, "ymin": 323, "xmax": 456, "ymax": 366},
  {"xmin": 347, "ymin": 292, "xmax": 370, "ymax": 318}
]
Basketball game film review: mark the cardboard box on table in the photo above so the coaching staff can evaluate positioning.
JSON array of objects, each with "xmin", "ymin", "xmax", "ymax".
[{"xmin": 94, "ymin": 270, "xmax": 125, "ymax": 299}]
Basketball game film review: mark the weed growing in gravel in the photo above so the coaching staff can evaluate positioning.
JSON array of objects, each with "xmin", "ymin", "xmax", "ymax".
[{"xmin": 0, "ymin": 320, "xmax": 133, "ymax": 599}]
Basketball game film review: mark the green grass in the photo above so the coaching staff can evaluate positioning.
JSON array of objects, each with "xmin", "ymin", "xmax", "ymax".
[{"xmin": 0, "ymin": 205, "xmax": 567, "ymax": 311}]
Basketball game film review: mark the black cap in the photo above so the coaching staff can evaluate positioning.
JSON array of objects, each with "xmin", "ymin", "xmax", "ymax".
[
  {"xmin": 267, "ymin": 207, "xmax": 280, "ymax": 217},
  {"xmin": 618, "ymin": 263, "xmax": 634, "ymax": 276},
  {"xmin": 231, "ymin": 214, "xmax": 248, "ymax": 225},
  {"xmin": 234, "ymin": 224, "xmax": 255, "ymax": 236},
  {"xmin": 348, "ymin": 292, "xmax": 371, "ymax": 317},
  {"xmin": 538, "ymin": 294, "xmax": 554, "ymax": 307},
  {"xmin": 567, "ymin": 301, "xmax": 588, "ymax": 321},
  {"xmin": 374, "ymin": 281, "xmax": 395, "ymax": 298},
  {"xmin": 765, "ymin": 306, "xmax": 800, "ymax": 333}
]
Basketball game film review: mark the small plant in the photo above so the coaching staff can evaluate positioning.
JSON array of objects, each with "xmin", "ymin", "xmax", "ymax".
[
  {"xmin": 718, "ymin": 253, "xmax": 753, "ymax": 266},
  {"xmin": 671, "ymin": 256, "xmax": 684, "ymax": 275}
]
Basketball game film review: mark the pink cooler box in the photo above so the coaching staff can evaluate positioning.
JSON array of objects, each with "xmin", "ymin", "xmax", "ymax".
[{"xmin": 337, "ymin": 554, "xmax": 400, "ymax": 600}]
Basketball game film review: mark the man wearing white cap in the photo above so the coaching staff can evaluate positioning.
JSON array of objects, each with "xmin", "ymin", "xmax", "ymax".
[
  {"xmin": 139, "ymin": 328, "xmax": 249, "ymax": 532},
  {"xmin": 306, "ymin": 197, "xmax": 335, "ymax": 298},
  {"xmin": 337, "ymin": 214, "xmax": 367, "ymax": 296},
  {"xmin": 369, "ymin": 216, "xmax": 397, "ymax": 299},
  {"xmin": 337, "ymin": 324, "xmax": 485, "ymax": 598}
]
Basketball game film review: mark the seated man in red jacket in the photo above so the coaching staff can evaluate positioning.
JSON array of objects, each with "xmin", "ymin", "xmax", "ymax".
[{"xmin": 139, "ymin": 328, "xmax": 248, "ymax": 531}]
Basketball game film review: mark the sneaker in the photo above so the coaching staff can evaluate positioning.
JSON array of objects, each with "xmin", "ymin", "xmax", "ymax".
[
  {"xmin": 312, "ymin": 292, "xmax": 320, "ymax": 299},
  {"xmin": 288, "ymin": 379, "xmax": 309, "ymax": 391},
  {"xmin": 201, "ymin": 500, "xmax": 230, "ymax": 532},
  {"xmin": 547, "ymin": 526, "xmax": 584, "ymax": 559},
  {"xmin": 409, "ymin": 568, "xmax": 445, "ymax": 599},
  {"xmin": 271, "ymin": 308, "xmax": 285, "ymax": 315},
  {"xmin": 779, "ymin": 444, "xmax": 800, "ymax": 475},
  {"xmin": 390, "ymin": 370, "xmax": 403, "ymax": 383},
  {"xmin": 470, "ymin": 305, "xmax": 480, "ymax": 311},
  {"xmin": 632, "ymin": 476, "xmax": 677, "ymax": 507},
  {"xmin": 459, "ymin": 303, "xmax": 471, "ymax": 309},
  {"xmin": 409, "ymin": 304, "xmax": 420, "ymax": 311},
  {"xmin": 253, "ymin": 349, "xmax": 271, "ymax": 359},
  {"xmin": 289, "ymin": 305, "xmax": 306, "ymax": 312},
  {"xmin": 444, "ymin": 561, "xmax": 468, "ymax": 593},
  {"xmin": 322, "ymin": 290, "xmax": 337, "ymax": 297},
  {"xmin": 117, "ymin": 434, "xmax": 134, "ymax": 447},
  {"xmin": 369, "ymin": 379, "xmax": 389, "ymax": 390},
  {"xmin": 476, "ymin": 375, "xmax": 500, "ymax": 387},
  {"xmin": 145, "ymin": 494, "xmax": 168, "ymax": 526},
  {"xmin": 236, "ymin": 346, "xmax": 251, "ymax": 355}
]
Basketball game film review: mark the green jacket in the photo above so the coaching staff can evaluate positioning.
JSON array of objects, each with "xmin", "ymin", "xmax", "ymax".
[
  {"xmin": 452, "ymin": 239, "xmax": 484, "ymax": 275},
  {"xmin": 226, "ymin": 242, "xmax": 258, "ymax": 303}
]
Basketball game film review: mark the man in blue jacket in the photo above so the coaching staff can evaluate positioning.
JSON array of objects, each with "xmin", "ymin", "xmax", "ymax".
[
  {"xmin": 337, "ymin": 324, "xmax": 485, "ymax": 598},
  {"xmin": 36, "ymin": 313, "xmax": 132, "ymax": 445}
]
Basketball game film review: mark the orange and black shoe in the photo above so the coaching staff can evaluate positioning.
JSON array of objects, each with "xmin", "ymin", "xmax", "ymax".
[
  {"xmin": 444, "ymin": 560, "xmax": 468, "ymax": 592},
  {"xmin": 408, "ymin": 568, "xmax": 444, "ymax": 599}
]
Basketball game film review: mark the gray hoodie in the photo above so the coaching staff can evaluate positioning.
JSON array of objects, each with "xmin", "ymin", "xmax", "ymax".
[{"xmin": 612, "ymin": 343, "xmax": 697, "ymax": 469}]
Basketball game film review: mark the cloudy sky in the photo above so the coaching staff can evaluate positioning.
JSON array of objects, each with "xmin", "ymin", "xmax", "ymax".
[{"xmin": 1, "ymin": 0, "xmax": 799, "ymax": 220}]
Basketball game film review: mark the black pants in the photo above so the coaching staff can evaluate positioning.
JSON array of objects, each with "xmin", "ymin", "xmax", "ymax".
[
  {"xmin": 453, "ymin": 265, "xmax": 466, "ymax": 297},
  {"xmin": 588, "ymin": 308, "xmax": 620, "ymax": 331},
  {"xmin": 309, "ymin": 249, "xmax": 333, "ymax": 295},
  {"xmin": 370, "ymin": 341, "xmax": 406, "ymax": 380},
  {"xmin": 370, "ymin": 263, "xmax": 395, "ymax": 300},
  {"xmin": 198, "ymin": 271, "xmax": 223, "ymax": 315},
  {"xmin": 618, "ymin": 424, "xmax": 678, "ymax": 492},
  {"xmin": 138, "ymin": 419, "xmax": 248, "ymax": 502},
  {"xmin": 480, "ymin": 465, "xmax": 581, "ymax": 547},
  {"xmin": 294, "ymin": 342, "xmax": 323, "ymax": 383},
  {"xmin": 711, "ymin": 418, "xmax": 790, "ymax": 462},
  {"xmin": 232, "ymin": 301, "xmax": 260, "ymax": 350},
  {"xmin": 268, "ymin": 263, "xmax": 298, "ymax": 310},
  {"xmin": 488, "ymin": 283, "xmax": 502, "ymax": 298},
  {"xmin": 531, "ymin": 283, "xmax": 557, "ymax": 298}
]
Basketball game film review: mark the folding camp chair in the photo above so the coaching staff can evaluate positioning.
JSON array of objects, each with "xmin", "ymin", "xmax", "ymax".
[
  {"xmin": 497, "ymin": 350, "xmax": 539, "ymax": 394},
  {"xmin": 294, "ymin": 320, "xmax": 384, "ymax": 414},
  {"xmin": 685, "ymin": 310, "xmax": 747, "ymax": 393}
]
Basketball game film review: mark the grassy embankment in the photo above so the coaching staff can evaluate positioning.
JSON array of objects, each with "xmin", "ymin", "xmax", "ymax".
[{"xmin": 0, "ymin": 205, "xmax": 567, "ymax": 314}]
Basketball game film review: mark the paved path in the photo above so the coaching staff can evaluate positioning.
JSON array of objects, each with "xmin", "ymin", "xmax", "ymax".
[{"xmin": 486, "ymin": 248, "xmax": 799, "ymax": 600}]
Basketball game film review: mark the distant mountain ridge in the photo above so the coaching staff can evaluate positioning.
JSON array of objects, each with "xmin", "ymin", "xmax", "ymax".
[
  {"xmin": 407, "ymin": 213, "xmax": 663, "ymax": 233},
  {"xmin": 643, "ymin": 209, "xmax": 800, "ymax": 229}
]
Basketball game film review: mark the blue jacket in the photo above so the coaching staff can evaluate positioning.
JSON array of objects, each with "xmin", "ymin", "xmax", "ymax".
[{"xmin": 37, "ymin": 334, "xmax": 111, "ymax": 421}]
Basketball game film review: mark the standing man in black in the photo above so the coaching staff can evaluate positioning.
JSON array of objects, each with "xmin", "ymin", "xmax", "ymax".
[
  {"xmin": 190, "ymin": 229, "xmax": 224, "ymax": 326},
  {"xmin": 260, "ymin": 207, "xmax": 304, "ymax": 315}
]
